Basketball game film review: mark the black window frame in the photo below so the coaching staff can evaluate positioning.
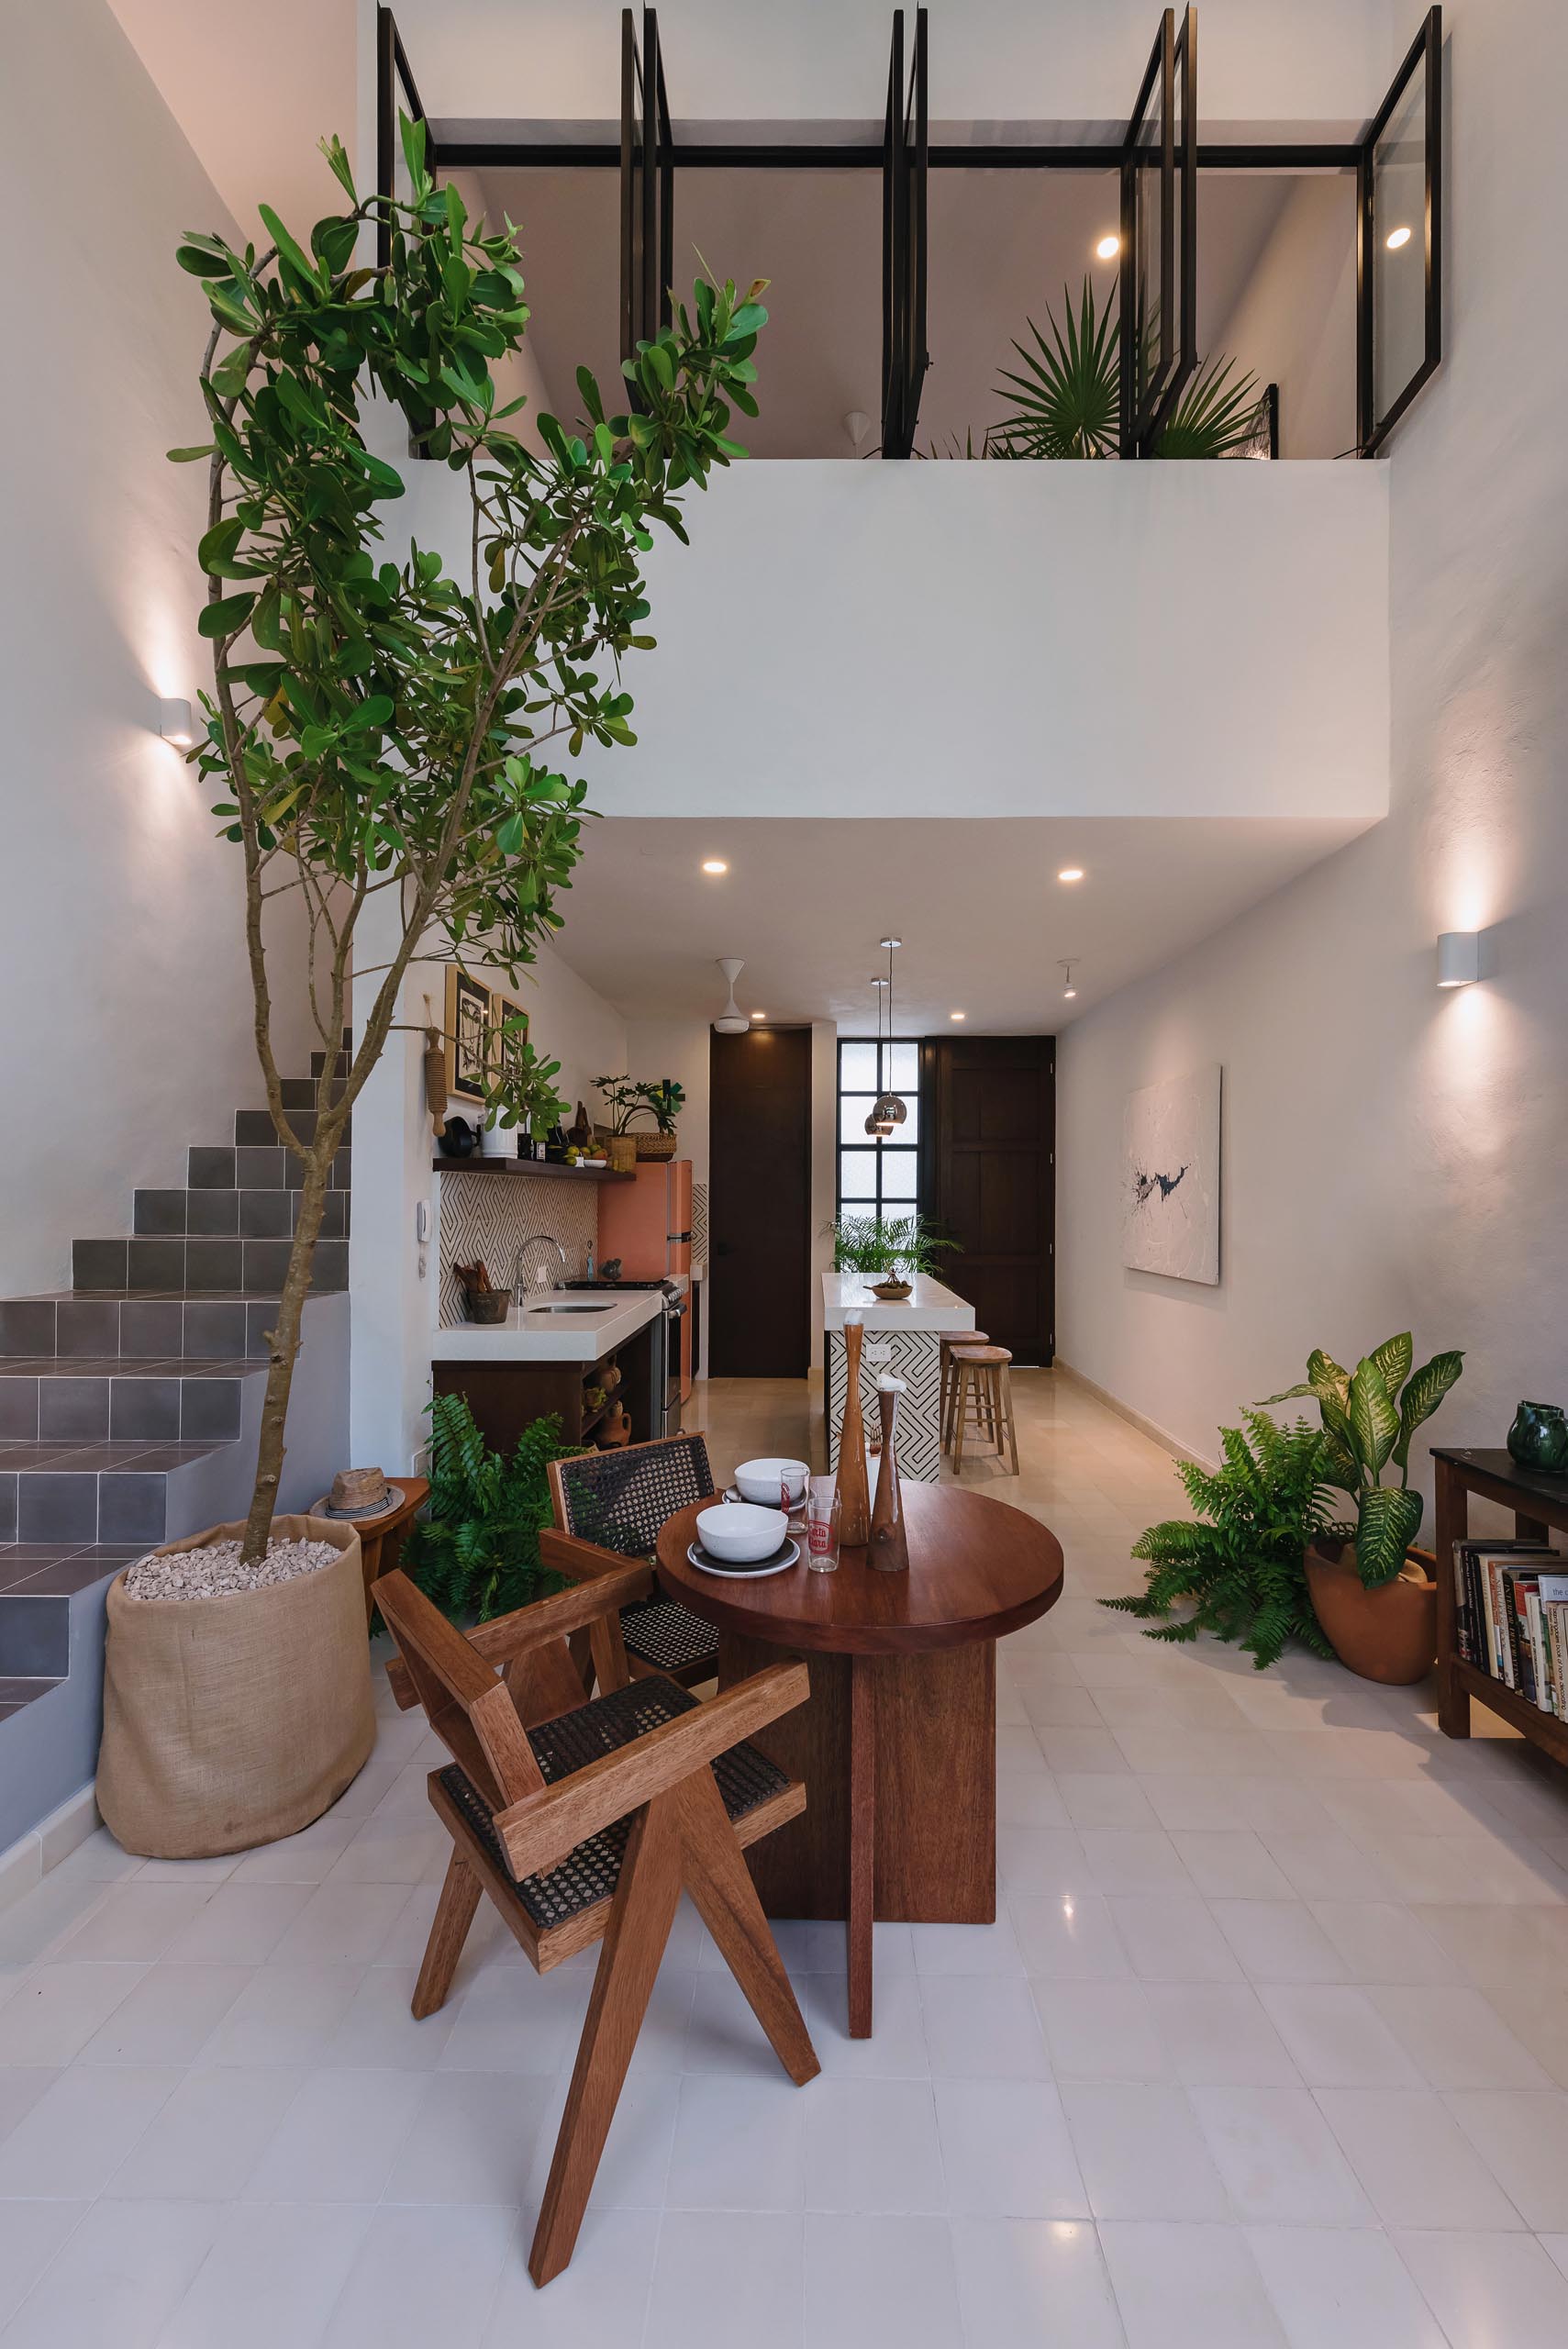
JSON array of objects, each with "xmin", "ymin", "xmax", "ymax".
[{"xmin": 835, "ymin": 1039, "xmax": 920, "ymax": 1220}]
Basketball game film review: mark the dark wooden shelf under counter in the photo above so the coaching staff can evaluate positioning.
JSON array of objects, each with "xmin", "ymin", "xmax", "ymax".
[
  {"xmin": 1433, "ymin": 1445, "xmax": 1568, "ymax": 1768},
  {"xmin": 431, "ymin": 1156, "xmax": 633, "ymax": 1181}
]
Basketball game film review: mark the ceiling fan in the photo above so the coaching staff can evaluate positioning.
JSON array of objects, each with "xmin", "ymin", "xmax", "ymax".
[{"xmin": 712, "ymin": 957, "xmax": 750, "ymax": 1035}]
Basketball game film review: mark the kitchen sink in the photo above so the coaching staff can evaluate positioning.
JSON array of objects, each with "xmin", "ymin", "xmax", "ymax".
[{"xmin": 521, "ymin": 1300, "xmax": 612, "ymax": 1314}]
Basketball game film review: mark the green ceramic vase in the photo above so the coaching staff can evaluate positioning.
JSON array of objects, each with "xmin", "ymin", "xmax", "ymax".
[{"xmin": 1507, "ymin": 1400, "xmax": 1568, "ymax": 1475}]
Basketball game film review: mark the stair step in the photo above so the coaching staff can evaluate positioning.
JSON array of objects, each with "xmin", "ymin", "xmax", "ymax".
[
  {"xmin": 134, "ymin": 1188, "xmax": 349, "ymax": 1240},
  {"xmin": 188, "ymin": 1143, "xmax": 350, "ymax": 1193},
  {"xmin": 0, "ymin": 1672, "xmax": 66, "ymax": 1721},
  {"xmin": 234, "ymin": 1108, "xmax": 350, "ymax": 1149},
  {"xmin": 279, "ymin": 1076, "xmax": 349, "ymax": 1112},
  {"xmin": 0, "ymin": 1437, "xmax": 239, "ymax": 1547},
  {"xmin": 72, "ymin": 1239, "xmax": 349, "ymax": 1295},
  {"xmin": 0, "ymin": 1360, "xmax": 255, "ymax": 1445},
  {"xmin": 310, "ymin": 1045, "xmax": 350, "ymax": 1078},
  {"xmin": 0, "ymin": 1290, "xmax": 340, "ymax": 1362}
]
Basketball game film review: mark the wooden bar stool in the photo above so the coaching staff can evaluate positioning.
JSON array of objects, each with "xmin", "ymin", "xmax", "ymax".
[
  {"xmin": 949, "ymin": 1345, "xmax": 1019, "ymax": 1475},
  {"xmin": 940, "ymin": 1330, "xmax": 989, "ymax": 1453}
]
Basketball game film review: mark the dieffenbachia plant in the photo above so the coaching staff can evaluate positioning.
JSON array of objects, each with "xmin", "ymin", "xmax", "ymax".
[
  {"xmin": 173, "ymin": 117, "xmax": 766, "ymax": 1559},
  {"xmin": 1261, "ymin": 1335, "xmax": 1463, "ymax": 1586}
]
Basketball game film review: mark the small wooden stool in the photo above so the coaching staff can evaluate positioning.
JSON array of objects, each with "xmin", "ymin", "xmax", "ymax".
[
  {"xmin": 949, "ymin": 1347, "xmax": 1019, "ymax": 1475},
  {"xmin": 311, "ymin": 1475, "xmax": 428, "ymax": 1627},
  {"xmin": 940, "ymin": 1330, "xmax": 989, "ymax": 1452}
]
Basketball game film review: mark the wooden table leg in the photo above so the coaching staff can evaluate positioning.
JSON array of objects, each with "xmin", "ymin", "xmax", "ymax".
[{"xmin": 848, "ymin": 1653, "xmax": 876, "ymax": 2038}]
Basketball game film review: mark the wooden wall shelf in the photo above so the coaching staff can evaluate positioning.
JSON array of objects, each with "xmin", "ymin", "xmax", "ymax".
[
  {"xmin": 1433, "ymin": 1444, "xmax": 1568, "ymax": 1769},
  {"xmin": 432, "ymin": 1156, "xmax": 633, "ymax": 1183}
]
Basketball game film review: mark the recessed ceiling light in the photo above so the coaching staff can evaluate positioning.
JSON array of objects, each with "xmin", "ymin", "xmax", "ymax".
[
  {"xmin": 1095, "ymin": 233, "xmax": 1120, "ymax": 260},
  {"xmin": 1385, "ymin": 225, "xmax": 1412, "ymax": 250},
  {"xmin": 1057, "ymin": 866, "xmax": 1084, "ymax": 883},
  {"xmin": 751, "ymin": 1010, "xmax": 766, "ymax": 1020},
  {"xmin": 1063, "ymin": 986, "xmax": 1077, "ymax": 999},
  {"xmin": 950, "ymin": 1010, "xmax": 965, "ymax": 1021},
  {"xmin": 701, "ymin": 858, "xmax": 728, "ymax": 874}
]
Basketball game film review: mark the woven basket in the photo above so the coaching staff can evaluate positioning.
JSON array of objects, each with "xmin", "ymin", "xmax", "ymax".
[
  {"xmin": 635, "ymin": 1130, "xmax": 678, "ymax": 1161},
  {"xmin": 605, "ymin": 1133, "xmax": 637, "ymax": 1174}
]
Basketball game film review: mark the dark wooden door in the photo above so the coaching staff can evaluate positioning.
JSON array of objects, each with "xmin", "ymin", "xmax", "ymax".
[
  {"xmin": 920, "ymin": 1036, "xmax": 1054, "ymax": 1364},
  {"xmin": 709, "ymin": 1026, "xmax": 812, "ymax": 1377}
]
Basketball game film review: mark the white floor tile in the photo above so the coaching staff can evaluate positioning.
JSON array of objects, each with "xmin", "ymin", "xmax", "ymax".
[
  {"xmin": 998, "ymin": 1826, "xmax": 1094, "ymax": 1895},
  {"xmin": 244, "ymin": 2065, "xmax": 427, "ymax": 2202},
  {"xmin": 270, "ymin": 1883, "xmax": 413, "ymax": 1967},
  {"xmin": 0, "ymin": 2197, "xmax": 218, "ymax": 2349},
  {"xmin": 161, "ymin": 1882, "xmax": 315, "ymax": 1966},
  {"xmin": 919, "ymin": 1973, "xmax": 1048, "ymax": 2078},
  {"xmin": 53, "ymin": 1882, "xmax": 217, "ymax": 1965},
  {"xmin": 1187, "ymin": 2083, "xmax": 1373, "ymax": 2224},
  {"xmin": 483, "ymin": 2206, "xmax": 658, "ymax": 2345},
  {"xmin": 1061, "ymin": 2082, "xmax": 1230, "ymax": 2221},
  {"xmin": 933, "ymin": 2076, "xmax": 1089, "ymax": 2219},
  {"xmin": 1099, "ymin": 2220, "xmax": 1288, "ymax": 2348},
  {"xmin": 644, "ymin": 2210, "xmax": 803, "ymax": 2349},
  {"xmin": 0, "ymin": 2066, "xmax": 57, "ymax": 2147},
  {"xmin": 1307, "ymin": 1902, "xmax": 1457, "ymax": 1985},
  {"xmin": 910, "ymin": 1915, "xmax": 1027, "ymax": 1975},
  {"xmin": 320, "ymin": 2200, "xmax": 516, "ymax": 2348},
  {"xmin": 1257, "ymin": 1985, "xmax": 1426, "ymax": 2087},
  {"xmin": 803, "ymin": 2077, "xmax": 946, "ymax": 2212},
  {"xmin": 804, "ymin": 2212, "xmax": 963, "ymax": 2349},
  {"xmin": 1080, "ymin": 1831, "xmax": 1194, "ymax": 1895},
  {"xmin": 0, "ymin": 1961, "xmax": 149, "ymax": 2065},
  {"xmin": 806, "ymin": 1971, "xmax": 929, "ymax": 2076},
  {"xmin": 1142, "ymin": 1981, "xmax": 1301, "ymax": 2087},
  {"xmin": 1210, "ymin": 1900, "xmax": 1351, "ymax": 1984},
  {"xmin": 664, "ymin": 2073, "xmax": 806, "ymax": 2211},
  {"xmin": 1315, "ymin": 2087, "xmax": 1525, "ymax": 2230},
  {"xmin": 154, "ymin": 2199, "xmax": 375, "ymax": 2349},
  {"xmin": 0, "ymin": 2199, "xmax": 85, "ymax": 2332},
  {"xmin": 1170, "ymin": 1831, "xmax": 1296, "ymax": 1900},
  {"xmin": 951, "ymin": 2217, "xmax": 1126, "ymax": 2348},
  {"xmin": 1010, "ymin": 1892, "xmax": 1131, "ymax": 1979},
  {"xmin": 382, "ymin": 2069, "xmax": 554, "ymax": 2208},
  {"xmin": 439, "ymin": 1964, "xmax": 590, "ymax": 2076},
  {"xmin": 76, "ymin": 1965, "xmax": 251, "ymax": 2066},
  {"xmin": 227, "ymin": 1815, "xmax": 359, "ymax": 1884},
  {"xmin": 1034, "ymin": 1979, "xmax": 1169, "ymax": 2083},
  {"xmin": 1366, "ymin": 1984, "xmax": 1552, "ymax": 2088},
  {"xmin": 1443, "ymin": 2087, "xmax": 1568, "ymax": 2230},
  {"xmin": 106, "ymin": 2064, "xmax": 304, "ymax": 2201},
  {"xmin": 1246, "ymin": 2225, "xmax": 1447, "ymax": 2349},
  {"xmin": 320, "ymin": 1965, "xmax": 454, "ymax": 2068},
  {"xmin": 0, "ymin": 2064, "xmax": 175, "ymax": 2198},
  {"xmin": 1058, "ymin": 1776, "xmax": 1162, "ymax": 1831},
  {"xmin": 1393, "ymin": 2228, "xmax": 1568, "ymax": 2349},
  {"xmin": 197, "ymin": 1964, "xmax": 363, "ymax": 2066},
  {"xmin": 1107, "ymin": 1897, "xmax": 1242, "ymax": 1983},
  {"xmin": 526, "ymin": 2073, "xmax": 680, "ymax": 2211}
]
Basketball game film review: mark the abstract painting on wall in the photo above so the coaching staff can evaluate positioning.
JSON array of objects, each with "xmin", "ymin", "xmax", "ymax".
[{"xmin": 1122, "ymin": 1063, "xmax": 1221, "ymax": 1285}]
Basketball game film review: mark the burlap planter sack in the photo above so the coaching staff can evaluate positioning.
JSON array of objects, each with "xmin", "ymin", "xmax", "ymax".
[{"xmin": 97, "ymin": 1514, "xmax": 375, "ymax": 1859}]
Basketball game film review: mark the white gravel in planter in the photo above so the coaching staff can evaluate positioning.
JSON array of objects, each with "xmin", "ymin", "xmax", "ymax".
[{"xmin": 123, "ymin": 1536, "xmax": 342, "ymax": 1601}]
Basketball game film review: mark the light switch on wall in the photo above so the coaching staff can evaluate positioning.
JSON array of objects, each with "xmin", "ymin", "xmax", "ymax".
[{"xmin": 416, "ymin": 1200, "xmax": 431, "ymax": 1243}]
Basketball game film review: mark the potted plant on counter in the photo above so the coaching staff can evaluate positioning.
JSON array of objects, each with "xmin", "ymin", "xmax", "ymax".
[
  {"xmin": 635, "ymin": 1077, "xmax": 686, "ymax": 1161},
  {"xmin": 1261, "ymin": 1335, "xmax": 1464, "ymax": 1684},
  {"xmin": 594, "ymin": 1074, "xmax": 686, "ymax": 1168},
  {"xmin": 828, "ymin": 1212, "xmax": 957, "ymax": 1301}
]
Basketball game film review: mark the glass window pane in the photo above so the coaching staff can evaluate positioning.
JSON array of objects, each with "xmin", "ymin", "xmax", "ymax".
[
  {"xmin": 889, "ymin": 1096, "xmax": 918, "ymax": 1146},
  {"xmin": 880, "ymin": 1152, "xmax": 918, "ymax": 1201},
  {"xmin": 840, "ymin": 1097, "xmax": 881, "ymax": 1145},
  {"xmin": 1373, "ymin": 54, "xmax": 1429, "ymax": 421},
  {"xmin": 839, "ymin": 1149, "xmax": 878, "ymax": 1198},
  {"xmin": 886, "ymin": 1043, "xmax": 917, "ymax": 1092},
  {"xmin": 840, "ymin": 1041, "xmax": 879, "ymax": 1090}
]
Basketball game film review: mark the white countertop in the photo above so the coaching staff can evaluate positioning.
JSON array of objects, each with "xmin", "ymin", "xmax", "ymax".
[
  {"xmin": 430, "ymin": 1286, "xmax": 662, "ymax": 1363},
  {"xmin": 821, "ymin": 1271, "xmax": 976, "ymax": 1333}
]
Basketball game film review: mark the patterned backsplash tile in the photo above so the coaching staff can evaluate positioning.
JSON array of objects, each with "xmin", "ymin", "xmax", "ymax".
[{"xmin": 438, "ymin": 1169, "xmax": 598, "ymax": 1326}]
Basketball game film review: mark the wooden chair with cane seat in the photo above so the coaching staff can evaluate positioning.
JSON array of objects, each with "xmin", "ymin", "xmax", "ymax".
[
  {"xmin": 548, "ymin": 1431, "xmax": 721, "ymax": 1688},
  {"xmin": 373, "ymin": 1563, "xmax": 818, "ymax": 2288}
]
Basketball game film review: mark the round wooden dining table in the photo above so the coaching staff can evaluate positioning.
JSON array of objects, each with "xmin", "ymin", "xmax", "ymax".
[{"xmin": 657, "ymin": 1482, "xmax": 1064, "ymax": 2036}]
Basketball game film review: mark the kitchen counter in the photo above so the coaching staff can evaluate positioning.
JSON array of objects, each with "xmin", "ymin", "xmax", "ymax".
[
  {"xmin": 430, "ymin": 1286, "xmax": 662, "ymax": 1363},
  {"xmin": 822, "ymin": 1271, "xmax": 975, "ymax": 1332},
  {"xmin": 823, "ymin": 1272, "xmax": 975, "ymax": 1484}
]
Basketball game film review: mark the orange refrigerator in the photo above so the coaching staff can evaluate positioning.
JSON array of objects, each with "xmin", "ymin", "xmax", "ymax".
[{"xmin": 597, "ymin": 1160, "xmax": 695, "ymax": 1394}]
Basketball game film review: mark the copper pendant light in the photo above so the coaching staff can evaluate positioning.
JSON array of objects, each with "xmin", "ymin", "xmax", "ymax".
[{"xmin": 870, "ymin": 938, "xmax": 906, "ymax": 1128}]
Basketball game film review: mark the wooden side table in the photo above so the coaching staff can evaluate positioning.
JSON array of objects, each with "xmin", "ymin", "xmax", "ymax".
[
  {"xmin": 1433, "ymin": 1445, "xmax": 1568, "ymax": 1767},
  {"xmin": 311, "ymin": 1475, "xmax": 428, "ymax": 1628}
]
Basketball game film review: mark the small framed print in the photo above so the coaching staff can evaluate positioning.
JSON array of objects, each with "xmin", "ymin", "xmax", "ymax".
[
  {"xmin": 490, "ymin": 991, "xmax": 528, "ymax": 1070},
  {"xmin": 444, "ymin": 966, "xmax": 492, "ymax": 1103}
]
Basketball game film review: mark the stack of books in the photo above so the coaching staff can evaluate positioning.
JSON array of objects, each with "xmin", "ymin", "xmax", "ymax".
[{"xmin": 1453, "ymin": 1538, "xmax": 1567, "ymax": 1711}]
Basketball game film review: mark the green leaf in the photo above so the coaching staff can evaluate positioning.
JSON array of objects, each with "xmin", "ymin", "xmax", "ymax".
[
  {"xmin": 318, "ymin": 133, "xmax": 359, "ymax": 205},
  {"xmin": 258, "ymin": 203, "xmax": 321, "ymax": 292},
  {"xmin": 1392, "ymin": 1351, "xmax": 1465, "ymax": 1467},
  {"xmin": 198, "ymin": 592, "xmax": 257, "ymax": 640},
  {"xmin": 166, "ymin": 445, "xmax": 214, "ymax": 463},
  {"xmin": 197, "ymin": 517, "xmax": 244, "ymax": 575},
  {"xmin": 1369, "ymin": 1332, "xmax": 1414, "ymax": 1397},
  {"xmin": 177, "ymin": 244, "xmax": 236, "ymax": 279},
  {"xmin": 1349, "ymin": 1357, "xmax": 1400, "ymax": 1479},
  {"xmin": 1354, "ymin": 1485, "xmax": 1425, "ymax": 1587}
]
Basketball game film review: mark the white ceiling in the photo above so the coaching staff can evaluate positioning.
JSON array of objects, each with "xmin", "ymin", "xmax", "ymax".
[
  {"xmin": 461, "ymin": 163, "xmax": 1305, "ymax": 458},
  {"xmin": 547, "ymin": 814, "xmax": 1371, "ymax": 1030}
]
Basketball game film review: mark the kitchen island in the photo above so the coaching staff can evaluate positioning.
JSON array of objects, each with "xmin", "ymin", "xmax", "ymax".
[{"xmin": 822, "ymin": 1272, "xmax": 975, "ymax": 1484}]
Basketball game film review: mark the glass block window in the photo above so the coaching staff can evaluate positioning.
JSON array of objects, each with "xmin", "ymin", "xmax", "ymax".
[{"xmin": 836, "ymin": 1040, "xmax": 918, "ymax": 1219}]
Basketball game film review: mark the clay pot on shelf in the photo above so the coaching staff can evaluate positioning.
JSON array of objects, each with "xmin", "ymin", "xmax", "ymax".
[{"xmin": 1304, "ymin": 1538, "xmax": 1438, "ymax": 1685}]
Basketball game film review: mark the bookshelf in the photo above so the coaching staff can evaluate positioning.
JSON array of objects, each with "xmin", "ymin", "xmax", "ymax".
[{"xmin": 1433, "ymin": 1446, "xmax": 1568, "ymax": 1766}]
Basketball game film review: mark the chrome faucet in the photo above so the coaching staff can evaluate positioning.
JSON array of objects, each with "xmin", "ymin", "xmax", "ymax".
[{"xmin": 516, "ymin": 1232, "xmax": 567, "ymax": 1301}]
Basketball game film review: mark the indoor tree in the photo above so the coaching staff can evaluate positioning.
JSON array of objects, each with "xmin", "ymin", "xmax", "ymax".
[{"xmin": 174, "ymin": 119, "xmax": 767, "ymax": 1560}]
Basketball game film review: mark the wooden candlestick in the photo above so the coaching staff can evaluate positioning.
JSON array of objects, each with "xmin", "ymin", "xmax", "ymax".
[
  {"xmin": 837, "ymin": 1318, "xmax": 871, "ymax": 1548},
  {"xmin": 869, "ymin": 1378, "xmax": 909, "ymax": 1573}
]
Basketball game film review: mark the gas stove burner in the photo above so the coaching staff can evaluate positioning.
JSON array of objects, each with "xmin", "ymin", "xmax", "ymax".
[{"xmin": 564, "ymin": 1277, "xmax": 676, "ymax": 1294}]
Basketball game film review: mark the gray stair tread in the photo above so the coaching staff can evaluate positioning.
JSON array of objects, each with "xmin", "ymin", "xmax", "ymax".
[
  {"xmin": 0, "ymin": 1676, "xmax": 65, "ymax": 1719},
  {"xmin": 1, "ymin": 1545, "xmax": 140, "ymax": 1596},
  {"xmin": 0, "ymin": 1357, "xmax": 257, "ymax": 1379},
  {"xmin": 17, "ymin": 1288, "xmax": 342, "ymax": 1305},
  {"xmin": 0, "ymin": 1439, "xmax": 236, "ymax": 1472}
]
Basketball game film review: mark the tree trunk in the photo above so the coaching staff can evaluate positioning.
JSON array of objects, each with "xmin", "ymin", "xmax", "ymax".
[{"xmin": 239, "ymin": 1148, "xmax": 334, "ymax": 1565}]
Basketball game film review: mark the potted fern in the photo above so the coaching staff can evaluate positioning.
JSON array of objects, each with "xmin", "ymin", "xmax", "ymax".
[
  {"xmin": 404, "ymin": 1395, "xmax": 582, "ymax": 1622},
  {"xmin": 1261, "ymin": 1336, "xmax": 1463, "ymax": 1684},
  {"xmin": 1104, "ymin": 1410, "xmax": 1331, "ymax": 1670}
]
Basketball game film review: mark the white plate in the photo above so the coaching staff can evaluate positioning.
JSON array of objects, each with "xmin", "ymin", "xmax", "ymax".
[{"xmin": 687, "ymin": 1537, "xmax": 799, "ymax": 1579}]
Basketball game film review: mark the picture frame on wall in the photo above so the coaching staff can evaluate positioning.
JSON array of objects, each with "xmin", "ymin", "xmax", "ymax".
[
  {"xmin": 443, "ymin": 965, "xmax": 492, "ymax": 1103},
  {"xmin": 490, "ymin": 989, "xmax": 528, "ymax": 1078},
  {"xmin": 1121, "ymin": 1063, "xmax": 1222, "ymax": 1285}
]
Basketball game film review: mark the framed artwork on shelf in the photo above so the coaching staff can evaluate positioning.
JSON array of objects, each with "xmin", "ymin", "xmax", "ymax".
[
  {"xmin": 490, "ymin": 989, "xmax": 528, "ymax": 1078},
  {"xmin": 444, "ymin": 965, "xmax": 492, "ymax": 1103},
  {"xmin": 1121, "ymin": 1063, "xmax": 1221, "ymax": 1285}
]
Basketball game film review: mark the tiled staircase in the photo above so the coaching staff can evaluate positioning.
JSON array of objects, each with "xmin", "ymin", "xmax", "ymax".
[{"xmin": 0, "ymin": 1049, "xmax": 354, "ymax": 1851}]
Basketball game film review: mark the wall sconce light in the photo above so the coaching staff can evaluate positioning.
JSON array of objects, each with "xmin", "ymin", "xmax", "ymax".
[
  {"xmin": 159, "ymin": 697, "xmax": 195, "ymax": 748},
  {"xmin": 1436, "ymin": 931, "xmax": 1481, "ymax": 988}
]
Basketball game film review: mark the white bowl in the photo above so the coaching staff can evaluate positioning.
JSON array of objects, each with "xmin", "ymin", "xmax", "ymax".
[
  {"xmin": 735, "ymin": 1456, "xmax": 810, "ymax": 1508},
  {"xmin": 696, "ymin": 1502, "xmax": 787, "ymax": 1563}
]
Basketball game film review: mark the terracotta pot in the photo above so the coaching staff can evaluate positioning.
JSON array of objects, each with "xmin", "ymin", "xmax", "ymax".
[{"xmin": 1305, "ymin": 1539, "xmax": 1438, "ymax": 1685}]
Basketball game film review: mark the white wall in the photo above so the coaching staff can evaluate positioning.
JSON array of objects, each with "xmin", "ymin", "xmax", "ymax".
[
  {"xmin": 1058, "ymin": 0, "xmax": 1568, "ymax": 1501},
  {"xmin": 1212, "ymin": 174, "xmax": 1359, "ymax": 460},
  {"xmin": 0, "ymin": 0, "xmax": 315, "ymax": 1296}
]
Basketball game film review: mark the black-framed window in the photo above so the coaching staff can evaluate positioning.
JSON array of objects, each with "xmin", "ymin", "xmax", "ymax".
[{"xmin": 836, "ymin": 1040, "xmax": 919, "ymax": 1219}]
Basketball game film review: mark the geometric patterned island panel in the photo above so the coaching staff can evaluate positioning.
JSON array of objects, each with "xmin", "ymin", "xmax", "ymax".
[{"xmin": 826, "ymin": 1324, "xmax": 943, "ymax": 1484}]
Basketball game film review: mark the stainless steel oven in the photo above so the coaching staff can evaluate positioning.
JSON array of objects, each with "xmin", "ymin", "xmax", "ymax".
[{"xmin": 564, "ymin": 1276, "xmax": 685, "ymax": 1438}]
